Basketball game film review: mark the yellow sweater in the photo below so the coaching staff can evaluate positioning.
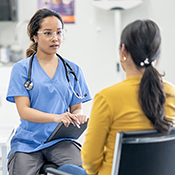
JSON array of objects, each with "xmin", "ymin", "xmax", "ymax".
[{"xmin": 81, "ymin": 76, "xmax": 175, "ymax": 175}]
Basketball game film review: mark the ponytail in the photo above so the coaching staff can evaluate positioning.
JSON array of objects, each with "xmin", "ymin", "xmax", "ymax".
[
  {"xmin": 120, "ymin": 19, "xmax": 173, "ymax": 134},
  {"xmin": 26, "ymin": 42, "xmax": 37, "ymax": 58},
  {"xmin": 139, "ymin": 66, "xmax": 173, "ymax": 134}
]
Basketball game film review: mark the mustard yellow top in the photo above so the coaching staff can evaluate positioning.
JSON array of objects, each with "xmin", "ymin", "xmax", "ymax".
[{"xmin": 81, "ymin": 76, "xmax": 175, "ymax": 175}]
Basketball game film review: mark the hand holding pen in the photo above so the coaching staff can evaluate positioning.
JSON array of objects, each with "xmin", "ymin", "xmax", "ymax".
[
  {"xmin": 73, "ymin": 114, "xmax": 88, "ymax": 128},
  {"xmin": 58, "ymin": 111, "xmax": 86, "ymax": 128},
  {"xmin": 72, "ymin": 118, "xmax": 81, "ymax": 128}
]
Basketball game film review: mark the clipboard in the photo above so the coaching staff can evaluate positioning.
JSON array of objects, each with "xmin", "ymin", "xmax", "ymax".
[{"xmin": 45, "ymin": 119, "xmax": 89, "ymax": 143}]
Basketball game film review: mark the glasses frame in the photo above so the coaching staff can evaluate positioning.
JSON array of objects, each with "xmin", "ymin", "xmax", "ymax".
[{"xmin": 37, "ymin": 29, "xmax": 67, "ymax": 40}]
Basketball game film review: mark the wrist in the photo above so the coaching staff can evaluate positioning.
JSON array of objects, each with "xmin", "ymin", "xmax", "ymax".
[{"xmin": 51, "ymin": 114, "xmax": 58, "ymax": 123}]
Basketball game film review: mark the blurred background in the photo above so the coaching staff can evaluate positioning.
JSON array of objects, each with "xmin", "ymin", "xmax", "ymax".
[{"xmin": 0, "ymin": 0, "xmax": 175, "ymax": 136}]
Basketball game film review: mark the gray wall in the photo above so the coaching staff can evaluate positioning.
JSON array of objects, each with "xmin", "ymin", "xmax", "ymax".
[{"xmin": 0, "ymin": 0, "xmax": 175, "ymax": 130}]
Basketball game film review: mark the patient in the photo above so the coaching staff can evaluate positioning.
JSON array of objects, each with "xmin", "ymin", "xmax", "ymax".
[{"xmin": 81, "ymin": 19, "xmax": 175, "ymax": 175}]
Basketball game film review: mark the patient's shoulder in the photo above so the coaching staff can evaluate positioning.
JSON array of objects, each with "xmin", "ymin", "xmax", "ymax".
[{"xmin": 163, "ymin": 80, "xmax": 175, "ymax": 93}]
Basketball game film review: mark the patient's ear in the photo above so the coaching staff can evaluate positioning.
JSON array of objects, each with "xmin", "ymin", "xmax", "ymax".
[{"xmin": 121, "ymin": 44, "xmax": 127, "ymax": 56}]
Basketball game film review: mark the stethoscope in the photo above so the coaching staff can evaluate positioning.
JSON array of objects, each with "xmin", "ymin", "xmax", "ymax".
[{"xmin": 24, "ymin": 53, "xmax": 87, "ymax": 99}]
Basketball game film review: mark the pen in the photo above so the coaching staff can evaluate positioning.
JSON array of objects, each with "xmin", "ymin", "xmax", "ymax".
[{"xmin": 72, "ymin": 119, "xmax": 80, "ymax": 128}]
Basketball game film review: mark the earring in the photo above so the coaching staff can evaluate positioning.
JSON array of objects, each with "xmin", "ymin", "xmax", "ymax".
[{"xmin": 120, "ymin": 55, "xmax": 127, "ymax": 62}]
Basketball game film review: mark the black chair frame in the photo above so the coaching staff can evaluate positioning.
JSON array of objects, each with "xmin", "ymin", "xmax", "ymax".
[{"xmin": 111, "ymin": 127, "xmax": 175, "ymax": 175}]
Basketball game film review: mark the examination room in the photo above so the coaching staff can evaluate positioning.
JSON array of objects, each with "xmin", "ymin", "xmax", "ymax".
[{"xmin": 0, "ymin": 0, "xmax": 175, "ymax": 175}]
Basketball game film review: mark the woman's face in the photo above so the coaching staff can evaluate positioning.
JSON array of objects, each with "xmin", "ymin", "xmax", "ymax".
[{"xmin": 34, "ymin": 16, "xmax": 63, "ymax": 55}]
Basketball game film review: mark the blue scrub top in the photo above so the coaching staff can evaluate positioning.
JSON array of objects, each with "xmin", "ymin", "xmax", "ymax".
[{"xmin": 6, "ymin": 54, "xmax": 92, "ymax": 158}]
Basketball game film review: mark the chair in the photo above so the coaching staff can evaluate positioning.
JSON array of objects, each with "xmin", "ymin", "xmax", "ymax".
[
  {"xmin": 0, "ymin": 125, "xmax": 15, "ymax": 175},
  {"xmin": 111, "ymin": 127, "xmax": 175, "ymax": 175},
  {"xmin": 40, "ymin": 162, "xmax": 88, "ymax": 175},
  {"xmin": 45, "ymin": 167, "xmax": 72, "ymax": 175},
  {"xmin": 39, "ymin": 162, "xmax": 72, "ymax": 175}
]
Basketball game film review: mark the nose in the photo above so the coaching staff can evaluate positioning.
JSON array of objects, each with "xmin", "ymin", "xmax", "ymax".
[{"xmin": 52, "ymin": 32, "xmax": 59, "ymax": 40}]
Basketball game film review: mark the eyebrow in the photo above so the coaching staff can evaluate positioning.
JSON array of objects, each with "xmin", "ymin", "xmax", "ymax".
[{"xmin": 43, "ymin": 28, "xmax": 62, "ymax": 31}]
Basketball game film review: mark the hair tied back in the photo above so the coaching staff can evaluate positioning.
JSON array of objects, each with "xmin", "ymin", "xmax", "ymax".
[{"xmin": 140, "ymin": 58, "xmax": 151, "ymax": 67}]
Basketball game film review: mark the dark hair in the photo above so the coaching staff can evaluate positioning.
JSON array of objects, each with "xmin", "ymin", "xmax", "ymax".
[
  {"xmin": 120, "ymin": 19, "xmax": 173, "ymax": 134},
  {"xmin": 26, "ymin": 8, "xmax": 64, "ymax": 57}
]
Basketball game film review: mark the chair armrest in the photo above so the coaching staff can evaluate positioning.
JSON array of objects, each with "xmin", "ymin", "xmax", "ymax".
[{"xmin": 46, "ymin": 167, "xmax": 72, "ymax": 175}]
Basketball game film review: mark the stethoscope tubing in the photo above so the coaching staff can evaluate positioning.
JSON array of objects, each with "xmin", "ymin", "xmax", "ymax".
[
  {"xmin": 24, "ymin": 53, "xmax": 87, "ymax": 99},
  {"xmin": 57, "ymin": 53, "xmax": 78, "ymax": 82}
]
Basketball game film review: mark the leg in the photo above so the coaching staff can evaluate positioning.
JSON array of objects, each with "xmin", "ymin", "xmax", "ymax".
[
  {"xmin": 44, "ymin": 141, "xmax": 82, "ymax": 167},
  {"xmin": 57, "ymin": 164, "xmax": 88, "ymax": 175},
  {"xmin": 8, "ymin": 151, "xmax": 45, "ymax": 175}
]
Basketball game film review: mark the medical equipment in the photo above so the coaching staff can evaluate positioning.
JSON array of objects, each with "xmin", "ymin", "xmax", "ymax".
[
  {"xmin": 92, "ymin": 0, "xmax": 143, "ymax": 11},
  {"xmin": 92, "ymin": 0, "xmax": 144, "ymax": 83},
  {"xmin": 0, "ymin": 0, "xmax": 18, "ymax": 21},
  {"xmin": 24, "ymin": 53, "xmax": 87, "ymax": 99}
]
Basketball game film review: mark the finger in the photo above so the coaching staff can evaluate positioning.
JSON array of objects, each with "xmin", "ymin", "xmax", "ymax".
[
  {"xmin": 65, "ymin": 112, "xmax": 75, "ymax": 123},
  {"xmin": 72, "ymin": 118, "xmax": 80, "ymax": 128},
  {"xmin": 62, "ymin": 119, "xmax": 70, "ymax": 127},
  {"xmin": 61, "ymin": 113, "xmax": 73, "ymax": 126},
  {"xmin": 69, "ymin": 114, "xmax": 79, "ymax": 123},
  {"xmin": 74, "ymin": 115, "xmax": 81, "ymax": 125},
  {"xmin": 62, "ymin": 120, "xmax": 69, "ymax": 127},
  {"xmin": 76, "ymin": 114, "xmax": 87, "ymax": 124},
  {"xmin": 77, "ymin": 115, "xmax": 83, "ymax": 124},
  {"xmin": 62, "ymin": 113, "xmax": 76, "ymax": 126}
]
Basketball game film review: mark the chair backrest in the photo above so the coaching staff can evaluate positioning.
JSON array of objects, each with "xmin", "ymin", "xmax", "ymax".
[{"xmin": 111, "ymin": 127, "xmax": 175, "ymax": 175}]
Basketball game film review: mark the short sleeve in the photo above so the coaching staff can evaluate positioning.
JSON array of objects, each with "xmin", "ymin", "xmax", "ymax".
[
  {"xmin": 69, "ymin": 65, "xmax": 92, "ymax": 106},
  {"xmin": 6, "ymin": 61, "xmax": 29, "ymax": 103}
]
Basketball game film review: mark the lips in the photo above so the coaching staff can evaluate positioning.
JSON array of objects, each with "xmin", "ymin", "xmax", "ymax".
[{"xmin": 50, "ymin": 44, "xmax": 59, "ymax": 47}]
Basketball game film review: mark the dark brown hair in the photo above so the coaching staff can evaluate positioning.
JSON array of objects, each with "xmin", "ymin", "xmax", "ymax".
[
  {"xmin": 26, "ymin": 8, "xmax": 64, "ymax": 58},
  {"xmin": 120, "ymin": 19, "xmax": 173, "ymax": 134}
]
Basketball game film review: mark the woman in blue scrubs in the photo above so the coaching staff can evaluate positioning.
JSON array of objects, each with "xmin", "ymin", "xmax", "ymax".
[{"xmin": 6, "ymin": 8, "xmax": 91, "ymax": 175}]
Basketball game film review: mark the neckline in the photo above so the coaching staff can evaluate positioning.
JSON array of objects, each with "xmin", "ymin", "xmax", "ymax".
[
  {"xmin": 37, "ymin": 57, "xmax": 58, "ymax": 64},
  {"xmin": 34, "ymin": 55, "xmax": 60, "ymax": 81},
  {"xmin": 123, "ymin": 75, "xmax": 142, "ymax": 83}
]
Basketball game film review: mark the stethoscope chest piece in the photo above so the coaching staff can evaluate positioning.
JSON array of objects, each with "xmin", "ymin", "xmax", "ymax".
[
  {"xmin": 24, "ymin": 52, "xmax": 35, "ymax": 91},
  {"xmin": 24, "ymin": 80, "xmax": 34, "ymax": 91}
]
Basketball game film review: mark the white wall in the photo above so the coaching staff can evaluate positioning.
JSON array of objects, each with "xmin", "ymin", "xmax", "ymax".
[{"xmin": 0, "ymin": 0, "xmax": 175, "ymax": 128}]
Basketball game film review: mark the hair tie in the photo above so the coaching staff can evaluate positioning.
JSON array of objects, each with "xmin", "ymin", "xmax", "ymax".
[{"xmin": 140, "ymin": 58, "xmax": 151, "ymax": 67}]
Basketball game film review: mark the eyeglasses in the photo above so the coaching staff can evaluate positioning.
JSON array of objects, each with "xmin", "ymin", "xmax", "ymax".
[{"xmin": 37, "ymin": 29, "xmax": 66, "ymax": 40}]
